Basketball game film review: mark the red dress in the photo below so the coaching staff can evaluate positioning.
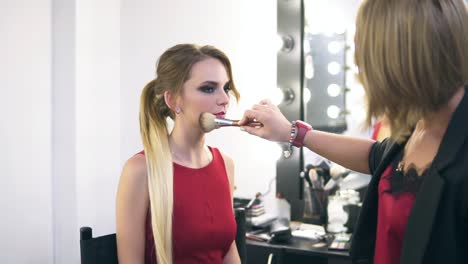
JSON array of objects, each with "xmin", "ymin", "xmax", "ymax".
[
  {"xmin": 374, "ymin": 154, "xmax": 426, "ymax": 264},
  {"xmin": 142, "ymin": 146, "xmax": 236, "ymax": 264},
  {"xmin": 371, "ymin": 120, "xmax": 383, "ymax": 140}
]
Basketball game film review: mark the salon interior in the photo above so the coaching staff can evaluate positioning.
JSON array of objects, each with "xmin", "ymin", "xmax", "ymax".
[{"xmin": 4, "ymin": 0, "xmax": 389, "ymax": 263}]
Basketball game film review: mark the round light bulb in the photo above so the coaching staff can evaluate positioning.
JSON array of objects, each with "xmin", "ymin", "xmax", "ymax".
[
  {"xmin": 276, "ymin": 35, "xmax": 294, "ymax": 52},
  {"xmin": 327, "ymin": 105, "xmax": 341, "ymax": 119},
  {"xmin": 327, "ymin": 84, "xmax": 341, "ymax": 97},
  {"xmin": 271, "ymin": 87, "xmax": 284, "ymax": 105},
  {"xmin": 303, "ymin": 39, "xmax": 311, "ymax": 53},
  {"xmin": 303, "ymin": 87, "xmax": 311, "ymax": 103},
  {"xmin": 276, "ymin": 35, "xmax": 284, "ymax": 52},
  {"xmin": 305, "ymin": 55, "xmax": 314, "ymax": 79},
  {"xmin": 328, "ymin": 62, "xmax": 341, "ymax": 75},
  {"xmin": 328, "ymin": 41, "xmax": 342, "ymax": 54}
]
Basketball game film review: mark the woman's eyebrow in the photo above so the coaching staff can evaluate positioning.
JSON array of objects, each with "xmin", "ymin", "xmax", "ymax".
[
  {"xmin": 199, "ymin": 80, "xmax": 230, "ymax": 86},
  {"xmin": 199, "ymin": 81, "xmax": 219, "ymax": 86}
]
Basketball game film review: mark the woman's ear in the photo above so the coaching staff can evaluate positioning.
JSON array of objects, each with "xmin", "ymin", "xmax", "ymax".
[{"xmin": 164, "ymin": 91, "xmax": 181, "ymax": 114}]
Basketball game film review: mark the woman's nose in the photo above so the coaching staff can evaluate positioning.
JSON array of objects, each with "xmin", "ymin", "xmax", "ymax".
[{"xmin": 217, "ymin": 89, "xmax": 230, "ymax": 106}]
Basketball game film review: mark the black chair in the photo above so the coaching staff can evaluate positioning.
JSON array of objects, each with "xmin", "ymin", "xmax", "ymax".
[
  {"xmin": 80, "ymin": 208, "xmax": 247, "ymax": 264},
  {"xmin": 235, "ymin": 207, "xmax": 247, "ymax": 264},
  {"xmin": 80, "ymin": 227, "xmax": 118, "ymax": 264}
]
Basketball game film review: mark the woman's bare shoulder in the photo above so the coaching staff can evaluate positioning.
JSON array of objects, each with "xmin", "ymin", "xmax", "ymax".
[
  {"xmin": 218, "ymin": 150, "xmax": 235, "ymax": 192},
  {"xmin": 120, "ymin": 153, "xmax": 148, "ymax": 188},
  {"xmin": 218, "ymin": 150, "xmax": 234, "ymax": 166}
]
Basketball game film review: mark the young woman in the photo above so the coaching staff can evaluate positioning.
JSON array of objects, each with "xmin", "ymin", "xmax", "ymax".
[
  {"xmin": 240, "ymin": 0, "xmax": 468, "ymax": 263},
  {"xmin": 116, "ymin": 44, "xmax": 241, "ymax": 264}
]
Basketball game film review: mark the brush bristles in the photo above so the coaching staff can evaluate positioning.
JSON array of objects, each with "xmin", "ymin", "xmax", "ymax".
[{"xmin": 199, "ymin": 112, "xmax": 217, "ymax": 133}]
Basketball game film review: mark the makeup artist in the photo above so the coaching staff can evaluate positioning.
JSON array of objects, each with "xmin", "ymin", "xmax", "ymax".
[
  {"xmin": 240, "ymin": 0, "xmax": 468, "ymax": 263},
  {"xmin": 116, "ymin": 44, "xmax": 241, "ymax": 264}
]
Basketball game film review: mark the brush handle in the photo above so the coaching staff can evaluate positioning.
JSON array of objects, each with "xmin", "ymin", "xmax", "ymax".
[
  {"xmin": 213, "ymin": 117, "xmax": 262, "ymax": 128},
  {"xmin": 232, "ymin": 120, "xmax": 263, "ymax": 127}
]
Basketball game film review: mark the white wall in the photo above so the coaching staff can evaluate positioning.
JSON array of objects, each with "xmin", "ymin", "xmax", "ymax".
[
  {"xmin": 51, "ymin": 0, "xmax": 78, "ymax": 263},
  {"xmin": 0, "ymin": 0, "xmax": 54, "ymax": 263},
  {"xmin": 75, "ymin": 0, "xmax": 121, "ymax": 239}
]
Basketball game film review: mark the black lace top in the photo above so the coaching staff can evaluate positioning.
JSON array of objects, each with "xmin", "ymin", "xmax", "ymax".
[{"xmin": 385, "ymin": 149, "xmax": 429, "ymax": 196}]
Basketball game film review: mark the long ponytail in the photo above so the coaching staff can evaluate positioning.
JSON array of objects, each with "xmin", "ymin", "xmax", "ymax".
[{"xmin": 139, "ymin": 79, "xmax": 173, "ymax": 264}]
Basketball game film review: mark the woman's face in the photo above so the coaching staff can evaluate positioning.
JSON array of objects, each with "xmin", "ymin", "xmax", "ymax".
[{"xmin": 176, "ymin": 57, "xmax": 231, "ymax": 128}]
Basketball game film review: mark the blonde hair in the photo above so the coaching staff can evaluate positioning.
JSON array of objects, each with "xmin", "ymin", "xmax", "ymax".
[
  {"xmin": 139, "ymin": 44, "xmax": 239, "ymax": 264},
  {"xmin": 355, "ymin": 0, "xmax": 468, "ymax": 142}
]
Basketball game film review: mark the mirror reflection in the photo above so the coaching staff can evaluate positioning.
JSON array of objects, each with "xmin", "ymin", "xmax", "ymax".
[{"xmin": 301, "ymin": 0, "xmax": 371, "ymax": 227}]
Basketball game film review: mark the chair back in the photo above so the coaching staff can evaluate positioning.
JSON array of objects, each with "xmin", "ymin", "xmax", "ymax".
[
  {"xmin": 80, "ymin": 227, "xmax": 118, "ymax": 264},
  {"xmin": 235, "ymin": 207, "xmax": 247, "ymax": 264},
  {"xmin": 80, "ymin": 208, "xmax": 246, "ymax": 263}
]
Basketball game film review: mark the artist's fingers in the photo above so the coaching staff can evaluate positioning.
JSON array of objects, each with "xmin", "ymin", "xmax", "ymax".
[
  {"xmin": 240, "ymin": 123, "xmax": 265, "ymax": 138},
  {"xmin": 252, "ymin": 104, "xmax": 267, "ymax": 111},
  {"xmin": 259, "ymin": 98, "xmax": 273, "ymax": 106},
  {"xmin": 239, "ymin": 109, "xmax": 260, "ymax": 125},
  {"xmin": 252, "ymin": 100, "xmax": 280, "ymax": 113}
]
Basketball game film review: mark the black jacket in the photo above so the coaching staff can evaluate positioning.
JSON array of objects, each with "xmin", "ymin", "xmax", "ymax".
[{"xmin": 350, "ymin": 86, "xmax": 468, "ymax": 264}]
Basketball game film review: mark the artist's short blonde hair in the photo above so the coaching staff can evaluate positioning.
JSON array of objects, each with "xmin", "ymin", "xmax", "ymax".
[{"xmin": 355, "ymin": 0, "xmax": 468, "ymax": 141}]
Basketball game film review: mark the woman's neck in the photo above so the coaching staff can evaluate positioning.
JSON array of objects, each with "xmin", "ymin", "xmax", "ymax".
[
  {"xmin": 168, "ymin": 123, "xmax": 211, "ymax": 167},
  {"xmin": 401, "ymin": 87, "xmax": 464, "ymax": 174},
  {"xmin": 419, "ymin": 87, "xmax": 464, "ymax": 136}
]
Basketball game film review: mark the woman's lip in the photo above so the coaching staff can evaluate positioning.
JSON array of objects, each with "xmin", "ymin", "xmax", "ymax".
[{"xmin": 214, "ymin": 112, "xmax": 226, "ymax": 118}]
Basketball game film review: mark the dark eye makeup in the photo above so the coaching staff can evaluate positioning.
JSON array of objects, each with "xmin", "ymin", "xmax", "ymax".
[
  {"xmin": 198, "ymin": 81, "xmax": 232, "ymax": 94},
  {"xmin": 199, "ymin": 85, "xmax": 216, "ymax": 93},
  {"xmin": 223, "ymin": 83, "xmax": 232, "ymax": 92}
]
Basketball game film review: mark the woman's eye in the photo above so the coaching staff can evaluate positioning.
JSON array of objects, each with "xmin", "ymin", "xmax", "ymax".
[
  {"xmin": 224, "ymin": 83, "xmax": 232, "ymax": 93},
  {"xmin": 200, "ymin": 85, "xmax": 215, "ymax": 93}
]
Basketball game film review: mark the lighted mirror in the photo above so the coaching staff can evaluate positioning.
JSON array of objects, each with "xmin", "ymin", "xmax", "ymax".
[{"xmin": 302, "ymin": 0, "xmax": 365, "ymax": 167}]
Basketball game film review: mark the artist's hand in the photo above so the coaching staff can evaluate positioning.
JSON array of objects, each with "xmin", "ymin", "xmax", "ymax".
[{"xmin": 239, "ymin": 99, "xmax": 291, "ymax": 143}]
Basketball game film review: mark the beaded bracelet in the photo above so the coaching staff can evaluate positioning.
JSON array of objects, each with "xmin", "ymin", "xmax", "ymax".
[{"xmin": 283, "ymin": 122, "xmax": 297, "ymax": 158}]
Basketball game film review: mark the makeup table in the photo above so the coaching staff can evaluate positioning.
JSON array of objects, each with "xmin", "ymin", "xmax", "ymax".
[{"xmin": 246, "ymin": 236, "xmax": 351, "ymax": 264}]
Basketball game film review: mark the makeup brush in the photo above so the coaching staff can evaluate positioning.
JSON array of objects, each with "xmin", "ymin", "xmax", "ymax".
[{"xmin": 199, "ymin": 112, "xmax": 262, "ymax": 133}]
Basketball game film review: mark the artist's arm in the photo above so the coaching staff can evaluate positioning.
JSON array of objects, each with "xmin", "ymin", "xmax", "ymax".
[
  {"xmin": 240, "ymin": 99, "xmax": 374, "ymax": 174},
  {"xmin": 116, "ymin": 154, "xmax": 148, "ymax": 264},
  {"xmin": 301, "ymin": 130, "xmax": 374, "ymax": 174}
]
